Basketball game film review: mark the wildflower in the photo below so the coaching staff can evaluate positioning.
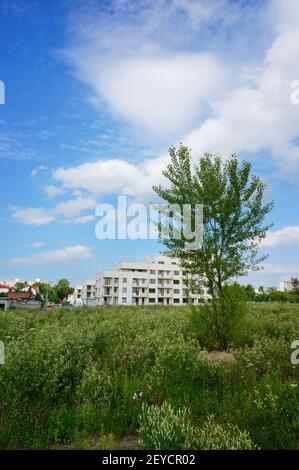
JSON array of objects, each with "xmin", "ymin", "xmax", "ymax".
[{"xmin": 133, "ymin": 392, "xmax": 143, "ymax": 401}]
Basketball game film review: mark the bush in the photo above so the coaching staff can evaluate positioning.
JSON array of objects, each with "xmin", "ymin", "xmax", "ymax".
[
  {"xmin": 191, "ymin": 284, "xmax": 248, "ymax": 350},
  {"xmin": 138, "ymin": 402, "xmax": 196, "ymax": 450},
  {"xmin": 196, "ymin": 416, "xmax": 256, "ymax": 450}
]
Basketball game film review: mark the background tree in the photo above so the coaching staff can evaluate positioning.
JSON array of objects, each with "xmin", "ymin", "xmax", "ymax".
[
  {"xmin": 34, "ymin": 282, "xmax": 53, "ymax": 306},
  {"xmin": 244, "ymin": 284, "xmax": 256, "ymax": 302},
  {"xmin": 291, "ymin": 277, "xmax": 299, "ymax": 292},
  {"xmin": 52, "ymin": 279, "xmax": 74, "ymax": 302},
  {"xmin": 153, "ymin": 145, "xmax": 273, "ymax": 349},
  {"xmin": 15, "ymin": 282, "xmax": 27, "ymax": 291}
]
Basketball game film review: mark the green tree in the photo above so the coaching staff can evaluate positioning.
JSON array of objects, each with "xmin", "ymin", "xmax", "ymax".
[
  {"xmin": 153, "ymin": 145, "xmax": 273, "ymax": 349},
  {"xmin": 52, "ymin": 279, "xmax": 74, "ymax": 302},
  {"xmin": 291, "ymin": 277, "xmax": 299, "ymax": 292},
  {"xmin": 15, "ymin": 282, "xmax": 26, "ymax": 291},
  {"xmin": 244, "ymin": 284, "xmax": 256, "ymax": 302}
]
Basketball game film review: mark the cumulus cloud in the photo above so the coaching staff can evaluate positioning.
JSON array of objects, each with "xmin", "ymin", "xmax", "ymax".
[
  {"xmin": 262, "ymin": 226, "xmax": 299, "ymax": 247},
  {"xmin": 4, "ymin": 244, "xmax": 92, "ymax": 265},
  {"xmin": 184, "ymin": 25, "xmax": 299, "ymax": 180},
  {"xmin": 10, "ymin": 196, "xmax": 97, "ymax": 225},
  {"xmin": 53, "ymin": 196, "xmax": 97, "ymax": 218},
  {"xmin": 10, "ymin": 206, "xmax": 56, "ymax": 225},
  {"xmin": 31, "ymin": 165, "xmax": 47, "ymax": 177},
  {"xmin": 59, "ymin": 0, "xmax": 299, "ymax": 194},
  {"xmin": 63, "ymin": 0, "xmax": 234, "ymax": 139},
  {"xmin": 43, "ymin": 184, "xmax": 66, "ymax": 199},
  {"xmin": 74, "ymin": 53, "xmax": 225, "ymax": 137}
]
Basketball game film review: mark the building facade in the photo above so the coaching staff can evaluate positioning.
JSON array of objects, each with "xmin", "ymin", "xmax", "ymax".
[
  {"xmin": 280, "ymin": 280, "xmax": 297, "ymax": 292},
  {"xmin": 75, "ymin": 255, "xmax": 208, "ymax": 306}
]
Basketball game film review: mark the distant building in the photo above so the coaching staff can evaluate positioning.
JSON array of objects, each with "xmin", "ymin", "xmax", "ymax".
[
  {"xmin": 9, "ymin": 291, "xmax": 35, "ymax": 301},
  {"xmin": 0, "ymin": 283, "xmax": 14, "ymax": 295},
  {"xmin": 70, "ymin": 285, "xmax": 83, "ymax": 306},
  {"xmin": 74, "ymin": 255, "xmax": 209, "ymax": 307},
  {"xmin": 280, "ymin": 281, "xmax": 296, "ymax": 292}
]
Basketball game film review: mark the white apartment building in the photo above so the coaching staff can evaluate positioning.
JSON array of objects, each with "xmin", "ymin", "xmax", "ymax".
[
  {"xmin": 70, "ymin": 284, "xmax": 83, "ymax": 306},
  {"xmin": 75, "ymin": 255, "xmax": 208, "ymax": 306}
]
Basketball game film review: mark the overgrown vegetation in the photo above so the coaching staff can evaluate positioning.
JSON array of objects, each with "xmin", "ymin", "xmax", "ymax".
[{"xmin": 0, "ymin": 304, "xmax": 298, "ymax": 450}]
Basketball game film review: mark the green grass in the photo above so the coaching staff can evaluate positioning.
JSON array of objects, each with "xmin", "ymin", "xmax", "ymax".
[{"xmin": 0, "ymin": 304, "xmax": 298, "ymax": 449}]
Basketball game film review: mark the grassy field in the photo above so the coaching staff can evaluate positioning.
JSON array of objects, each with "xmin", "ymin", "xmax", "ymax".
[{"xmin": 0, "ymin": 304, "xmax": 298, "ymax": 449}]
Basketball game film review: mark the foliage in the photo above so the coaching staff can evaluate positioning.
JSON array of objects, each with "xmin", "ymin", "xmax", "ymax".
[
  {"xmin": 15, "ymin": 282, "xmax": 27, "ymax": 291},
  {"xmin": 190, "ymin": 284, "xmax": 248, "ymax": 350},
  {"xmin": 51, "ymin": 279, "xmax": 74, "ymax": 302},
  {"xmin": 196, "ymin": 415, "xmax": 256, "ymax": 450},
  {"xmin": 139, "ymin": 402, "xmax": 196, "ymax": 450},
  {"xmin": 153, "ymin": 145, "xmax": 273, "ymax": 349},
  {"xmin": 0, "ymin": 304, "xmax": 298, "ymax": 449}
]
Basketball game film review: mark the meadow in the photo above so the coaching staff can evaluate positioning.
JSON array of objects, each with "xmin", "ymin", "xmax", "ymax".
[{"xmin": 0, "ymin": 304, "xmax": 298, "ymax": 450}]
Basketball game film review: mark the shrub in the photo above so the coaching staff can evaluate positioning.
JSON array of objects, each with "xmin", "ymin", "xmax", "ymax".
[
  {"xmin": 191, "ymin": 284, "xmax": 248, "ymax": 350},
  {"xmin": 196, "ymin": 416, "xmax": 256, "ymax": 450},
  {"xmin": 138, "ymin": 402, "xmax": 196, "ymax": 450},
  {"xmin": 77, "ymin": 365, "xmax": 113, "ymax": 405}
]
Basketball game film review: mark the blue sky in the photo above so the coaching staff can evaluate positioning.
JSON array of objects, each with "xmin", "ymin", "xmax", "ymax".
[{"xmin": 1, "ymin": 0, "xmax": 299, "ymax": 287}]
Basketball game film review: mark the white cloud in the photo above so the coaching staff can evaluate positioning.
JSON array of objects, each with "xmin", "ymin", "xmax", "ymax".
[
  {"xmin": 43, "ymin": 184, "xmax": 65, "ymax": 198},
  {"xmin": 82, "ymin": 53, "xmax": 225, "ymax": 137},
  {"xmin": 63, "ymin": 215, "xmax": 95, "ymax": 225},
  {"xmin": 53, "ymin": 196, "xmax": 97, "ymax": 218},
  {"xmin": 61, "ymin": 0, "xmax": 299, "ymax": 192},
  {"xmin": 5, "ymin": 244, "xmax": 92, "ymax": 265},
  {"xmin": 53, "ymin": 159, "xmax": 155, "ymax": 198},
  {"xmin": 31, "ymin": 241, "xmax": 44, "ymax": 248},
  {"xmin": 10, "ymin": 206, "xmax": 56, "ymax": 225},
  {"xmin": 31, "ymin": 165, "xmax": 47, "ymax": 177},
  {"xmin": 10, "ymin": 196, "xmax": 97, "ymax": 225},
  {"xmin": 64, "ymin": 0, "xmax": 231, "ymax": 138},
  {"xmin": 262, "ymin": 226, "xmax": 299, "ymax": 247}
]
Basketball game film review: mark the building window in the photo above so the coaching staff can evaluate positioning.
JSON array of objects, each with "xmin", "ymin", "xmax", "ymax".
[
  {"xmin": 149, "ymin": 298, "xmax": 155, "ymax": 303},
  {"xmin": 173, "ymin": 280, "xmax": 180, "ymax": 284},
  {"xmin": 174, "ymin": 298, "xmax": 180, "ymax": 303},
  {"xmin": 149, "ymin": 279, "xmax": 156, "ymax": 284},
  {"xmin": 158, "ymin": 261, "xmax": 165, "ymax": 264},
  {"xmin": 174, "ymin": 270, "xmax": 180, "ymax": 275},
  {"xmin": 174, "ymin": 289, "xmax": 180, "ymax": 294},
  {"xmin": 122, "ymin": 287, "xmax": 127, "ymax": 293},
  {"xmin": 123, "ymin": 277, "xmax": 127, "ymax": 283},
  {"xmin": 149, "ymin": 269, "xmax": 156, "ymax": 274},
  {"xmin": 122, "ymin": 297, "xmax": 127, "ymax": 304},
  {"xmin": 149, "ymin": 288, "xmax": 156, "ymax": 293}
]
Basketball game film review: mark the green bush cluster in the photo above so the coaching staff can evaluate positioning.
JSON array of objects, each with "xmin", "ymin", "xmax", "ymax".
[
  {"xmin": 0, "ymin": 304, "xmax": 298, "ymax": 449},
  {"xmin": 138, "ymin": 402, "xmax": 256, "ymax": 450}
]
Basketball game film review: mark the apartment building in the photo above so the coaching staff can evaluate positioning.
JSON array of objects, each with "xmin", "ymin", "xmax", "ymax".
[
  {"xmin": 71, "ymin": 284, "xmax": 83, "ymax": 306},
  {"xmin": 279, "ymin": 280, "xmax": 297, "ymax": 292},
  {"xmin": 76, "ymin": 255, "xmax": 208, "ymax": 306}
]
